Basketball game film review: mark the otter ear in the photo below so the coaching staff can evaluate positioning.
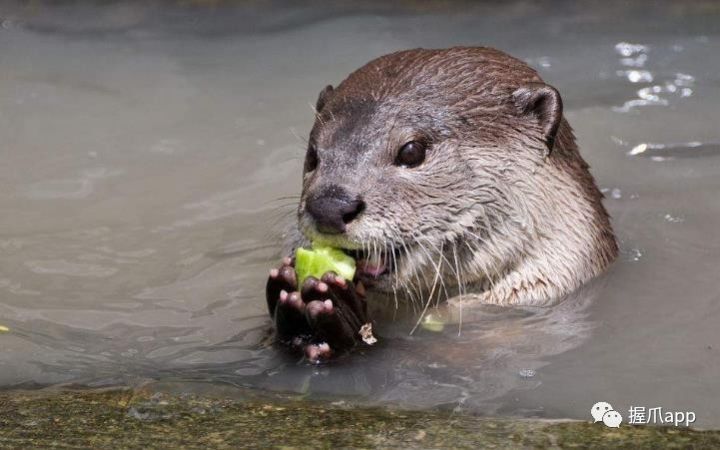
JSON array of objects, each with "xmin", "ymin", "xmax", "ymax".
[
  {"xmin": 315, "ymin": 85, "xmax": 334, "ymax": 113},
  {"xmin": 512, "ymin": 83, "xmax": 562, "ymax": 155}
]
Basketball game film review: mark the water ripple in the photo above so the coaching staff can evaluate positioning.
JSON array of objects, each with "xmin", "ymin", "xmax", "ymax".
[{"xmin": 24, "ymin": 259, "xmax": 118, "ymax": 278}]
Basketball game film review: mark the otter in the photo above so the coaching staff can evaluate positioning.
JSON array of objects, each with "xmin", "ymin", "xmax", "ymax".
[{"xmin": 266, "ymin": 47, "xmax": 618, "ymax": 361}]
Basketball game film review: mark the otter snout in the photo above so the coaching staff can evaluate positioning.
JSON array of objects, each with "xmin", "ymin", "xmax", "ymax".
[{"xmin": 305, "ymin": 184, "xmax": 365, "ymax": 235}]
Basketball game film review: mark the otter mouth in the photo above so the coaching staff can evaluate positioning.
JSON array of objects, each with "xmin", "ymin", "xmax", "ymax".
[{"xmin": 342, "ymin": 247, "xmax": 399, "ymax": 281}]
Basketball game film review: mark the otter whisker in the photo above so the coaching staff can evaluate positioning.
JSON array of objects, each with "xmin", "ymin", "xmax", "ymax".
[
  {"xmin": 462, "ymin": 229, "xmax": 504, "ymax": 292},
  {"xmin": 388, "ymin": 240, "xmax": 400, "ymax": 310},
  {"xmin": 434, "ymin": 240, "xmax": 450, "ymax": 307},
  {"xmin": 463, "ymin": 240, "xmax": 498, "ymax": 294},
  {"xmin": 398, "ymin": 235, "xmax": 428, "ymax": 311},
  {"xmin": 452, "ymin": 242, "xmax": 464, "ymax": 337},
  {"xmin": 451, "ymin": 241, "xmax": 465, "ymax": 296},
  {"xmin": 400, "ymin": 256, "xmax": 421, "ymax": 312},
  {"xmin": 413, "ymin": 237, "xmax": 432, "ymax": 290},
  {"xmin": 410, "ymin": 240, "xmax": 444, "ymax": 335},
  {"xmin": 430, "ymin": 240, "xmax": 445, "ymax": 308},
  {"xmin": 410, "ymin": 235, "xmax": 435, "ymax": 295},
  {"xmin": 270, "ymin": 195, "xmax": 301, "ymax": 202},
  {"xmin": 410, "ymin": 232, "xmax": 447, "ymax": 302},
  {"xmin": 308, "ymin": 102, "xmax": 326, "ymax": 127},
  {"xmin": 373, "ymin": 238, "xmax": 380, "ymax": 277},
  {"xmin": 372, "ymin": 227, "xmax": 420, "ymax": 311},
  {"xmin": 289, "ymin": 126, "xmax": 309, "ymax": 147},
  {"xmin": 414, "ymin": 232, "xmax": 456, "ymax": 302},
  {"xmin": 267, "ymin": 208, "xmax": 300, "ymax": 229},
  {"xmin": 269, "ymin": 202, "xmax": 300, "ymax": 209}
]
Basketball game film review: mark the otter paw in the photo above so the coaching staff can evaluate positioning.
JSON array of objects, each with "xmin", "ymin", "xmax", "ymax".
[
  {"xmin": 302, "ymin": 272, "xmax": 368, "ymax": 352},
  {"xmin": 304, "ymin": 299, "xmax": 354, "ymax": 349},
  {"xmin": 266, "ymin": 261, "xmax": 372, "ymax": 362},
  {"xmin": 266, "ymin": 257, "xmax": 297, "ymax": 315},
  {"xmin": 274, "ymin": 291, "xmax": 311, "ymax": 340},
  {"xmin": 320, "ymin": 272, "xmax": 367, "ymax": 325},
  {"xmin": 265, "ymin": 258, "xmax": 368, "ymax": 363}
]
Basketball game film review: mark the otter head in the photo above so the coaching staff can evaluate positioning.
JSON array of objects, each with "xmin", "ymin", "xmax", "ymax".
[{"xmin": 297, "ymin": 47, "xmax": 608, "ymax": 300}]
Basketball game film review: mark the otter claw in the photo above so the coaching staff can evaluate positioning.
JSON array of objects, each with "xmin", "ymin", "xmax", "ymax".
[
  {"xmin": 321, "ymin": 272, "xmax": 347, "ymax": 288},
  {"xmin": 305, "ymin": 343, "xmax": 332, "ymax": 363},
  {"xmin": 300, "ymin": 276, "xmax": 330, "ymax": 301},
  {"xmin": 306, "ymin": 299, "xmax": 333, "ymax": 321},
  {"xmin": 322, "ymin": 273, "xmax": 366, "ymax": 327}
]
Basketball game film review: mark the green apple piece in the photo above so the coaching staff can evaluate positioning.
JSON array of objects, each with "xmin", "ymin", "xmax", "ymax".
[
  {"xmin": 421, "ymin": 313, "xmax": 445, "ymax": 333},
  {"xmin": 295, "ymin": 243, "xmax": 356, "ymax": 286}
]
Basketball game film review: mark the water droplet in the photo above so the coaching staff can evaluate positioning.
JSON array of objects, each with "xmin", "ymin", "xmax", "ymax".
[
  {"xmin": 620, "ymin": 53, "xmax": 647, "ymax": 67},
  {"xmin": 664, "ymin": 214, "xmax": 685, "ymax": 223},
  {"xmin": 518, "ymin": 369, "xmax": 536, "ymax": 378},
  {"xmin": 674, "ymin": 73, "xmax": 695, "ymax": 86},
  {"xmin": 627, "ymin": 141, "xmax": 720, "ymax": 159},
  {"xmin": 626, "ymin": 248, "xmax": 643, "ymax": 262},
  {"xmin": 617, "ymin": 69, "xmax": 654, "ymax": 83},
  {"xmin": 610, "ymin": 136, "xmax": 627, "ymax": 146},
  {"xmin": 614, "ymin": 42, "xmax": 648, "ymax": 57},
  {"xmin": 629, "ymin": 143, "xmax": 648, "ymax": 155}
]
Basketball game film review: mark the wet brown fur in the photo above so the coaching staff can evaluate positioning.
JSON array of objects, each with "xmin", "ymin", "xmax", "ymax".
[{"xmin": 289, "ymin": 47, "xmax": 618, "ymax": 306}]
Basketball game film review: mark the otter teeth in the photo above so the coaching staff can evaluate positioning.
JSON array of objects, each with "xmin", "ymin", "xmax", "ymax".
[{"xmin": 357, "ymin": 253, "xmax": 388, "ymax": 278}]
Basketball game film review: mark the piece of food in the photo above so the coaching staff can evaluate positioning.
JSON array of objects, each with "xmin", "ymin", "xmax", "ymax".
[
  {"xmin": 359, "ymin": 323, "xmax": 377, "ymax": 345},
  {"xmin": 295, "ymin": 242, "xmax": 356, "ymax": 286},
  {"xmin": 0, "ymin": 325, "xmax": 9, "ymax": 333},
  {"xmin": 420, "ymin": 313, "xmax": 445, "ymax": 333}
]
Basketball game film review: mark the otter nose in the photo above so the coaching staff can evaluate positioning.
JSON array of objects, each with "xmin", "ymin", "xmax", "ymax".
[{"xmin": 305, "ymin": 185, "xmax": 365, "ymax": 235}]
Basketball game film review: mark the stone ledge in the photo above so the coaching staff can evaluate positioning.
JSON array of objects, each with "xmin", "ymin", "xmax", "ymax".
[{"xmin": 1, "ymin": 389, "xmax": 718, "ymax": 449}]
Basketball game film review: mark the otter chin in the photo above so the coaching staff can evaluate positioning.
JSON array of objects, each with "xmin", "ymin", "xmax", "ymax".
[{"xmin": 287, "ymin": 46, "xmax": 618, "ymax": 307}]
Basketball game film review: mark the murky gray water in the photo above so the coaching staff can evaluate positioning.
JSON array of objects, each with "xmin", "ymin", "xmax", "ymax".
[{"xmin": 1, "ymin": 0, "xmax": 719, "ymax": 427}]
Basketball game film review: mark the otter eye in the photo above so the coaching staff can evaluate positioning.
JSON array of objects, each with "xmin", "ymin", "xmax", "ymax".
[
  {"xmin": 305, "ymin": 145, "xmax": 318, "ymax": 172},
  {"xmin": 395, "ymin": 140, "xmax": 426, "ymax": 168}
]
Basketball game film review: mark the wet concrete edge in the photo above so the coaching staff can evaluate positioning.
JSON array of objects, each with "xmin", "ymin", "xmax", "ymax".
[{"xmin": 1, "ymin": 388, "xmax": 719, "ymax": 448}]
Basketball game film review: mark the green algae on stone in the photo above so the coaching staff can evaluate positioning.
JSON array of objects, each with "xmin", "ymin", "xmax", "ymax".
[{"xmin": 1, "ymin": 389, "xmax": 720, "ymax": 449}]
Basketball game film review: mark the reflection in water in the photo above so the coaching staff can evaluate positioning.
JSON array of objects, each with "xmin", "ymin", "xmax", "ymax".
[
  {"xmin": 135, "ymin": 279, "xmax": 603, "ymax": 416},
  {"xmin": 612, "ymin": 40, "xmax": 696, "ymax": 112},
  {"xmin": 1, "ymin": 0, "xmax": 720, "ymax": 427},
  {"xmin": 628, "ymin": 141, "xmax": 720, "ymax": 159},
  {"xmin": 9, "ymin": 272, "xmax": 602, "ymax": 417}
]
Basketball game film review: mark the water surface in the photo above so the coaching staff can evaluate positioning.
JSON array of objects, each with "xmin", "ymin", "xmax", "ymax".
[{"xmin": 1, "ymin": 0, "xmax": 719, "ymax": 428}]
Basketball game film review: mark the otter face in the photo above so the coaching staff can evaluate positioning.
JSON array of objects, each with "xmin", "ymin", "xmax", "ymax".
[{"xmin": 297, "ymin": 48, "xmax": 563, "ymax": 297}]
